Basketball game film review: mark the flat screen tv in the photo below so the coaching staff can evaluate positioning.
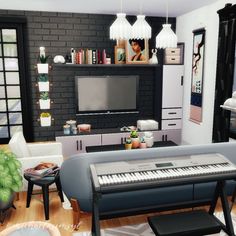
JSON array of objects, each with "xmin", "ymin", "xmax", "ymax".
[{"xmin": 75, "ymin": 76, "xmax": 139, "ymax": 115}]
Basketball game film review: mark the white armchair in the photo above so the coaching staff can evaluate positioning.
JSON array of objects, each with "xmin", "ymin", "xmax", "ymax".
[{"xmin": 8, "ymin": 131, "xmax": 64, "ymax": 190}]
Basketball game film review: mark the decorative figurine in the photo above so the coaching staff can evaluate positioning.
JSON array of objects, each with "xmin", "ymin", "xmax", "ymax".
[{"xmin": 149, "ymin": 49, "xmax": 158, "ymax": 64}]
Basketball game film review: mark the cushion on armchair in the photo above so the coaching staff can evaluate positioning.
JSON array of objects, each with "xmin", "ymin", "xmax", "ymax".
[{"xmin": 8, "ymin": 131, "xmax": 31, "ymax": 158}]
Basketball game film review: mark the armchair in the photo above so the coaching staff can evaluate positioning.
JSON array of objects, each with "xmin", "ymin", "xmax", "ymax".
[{"xmin": 8, "ymin": 131, "xmax": 64, "ymax": 190}]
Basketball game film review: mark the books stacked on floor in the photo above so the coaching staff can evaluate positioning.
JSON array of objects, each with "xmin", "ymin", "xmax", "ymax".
[{"xmin": 24, "ymin": 162, "xmax": 59, "ymax": 179}]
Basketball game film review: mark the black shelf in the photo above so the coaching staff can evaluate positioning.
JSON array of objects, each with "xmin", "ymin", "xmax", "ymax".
[{"xmin": 53, "ymin": 63, "xmax": 160, "ymax": 68}]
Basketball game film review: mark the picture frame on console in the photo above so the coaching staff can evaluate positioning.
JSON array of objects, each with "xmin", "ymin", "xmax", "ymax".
[
  {"xmin": 114, "ymin": 45, "xmax": 126, "ymax": 64},
  {"xmin": 126, "ymin": 39, "xmax": 149, "ymax": 64}
]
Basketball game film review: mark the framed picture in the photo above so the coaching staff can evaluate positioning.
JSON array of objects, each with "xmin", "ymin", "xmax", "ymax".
[
  {"xmin": 189, "ymin": 28, "xmax": 205, "ymax": 124},
  {"xmin": 114, "ymin": 46, "xmax": 126, "ymax": 64},
  {"xmin": 125, "ymin": 39, "xmax": 149, "ymax": 64}
]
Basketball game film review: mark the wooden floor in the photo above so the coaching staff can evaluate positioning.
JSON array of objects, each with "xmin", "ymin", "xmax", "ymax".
[{"xmin": 0, "ymin": 191, "xmax": 235, "ymax": 236}]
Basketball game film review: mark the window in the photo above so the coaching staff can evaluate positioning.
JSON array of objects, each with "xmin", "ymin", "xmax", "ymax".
[{"xmin": 0, "ymin": 19, "xmax": 32, "ymax": 143}]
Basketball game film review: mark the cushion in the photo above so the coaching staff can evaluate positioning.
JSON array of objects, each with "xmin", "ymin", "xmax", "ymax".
[{"xmin": 8, "ymin": 131, "xmax": 31, "ymax": 158}]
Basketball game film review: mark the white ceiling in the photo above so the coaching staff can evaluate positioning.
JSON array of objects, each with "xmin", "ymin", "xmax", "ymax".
[{"xmin": 0, "ymin": 0, "xmax": 219, "ymax": 17}]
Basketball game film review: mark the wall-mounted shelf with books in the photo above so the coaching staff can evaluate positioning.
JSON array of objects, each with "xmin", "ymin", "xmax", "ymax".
[{"xmin": 53, "ymin": 63, "xmax": 160, "ymax": 68}]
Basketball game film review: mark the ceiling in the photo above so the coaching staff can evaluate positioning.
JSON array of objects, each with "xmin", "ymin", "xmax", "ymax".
[{"xmin": 0, "ymin": 0, "xmax": 219, "ymax": 17}]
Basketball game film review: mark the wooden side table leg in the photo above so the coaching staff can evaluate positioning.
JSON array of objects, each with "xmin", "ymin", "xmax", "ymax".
[
  {"xmin": 15, "ymin": 192, "xmax": 20, "ymax": 201},
  {"xmin": 71, "ymin": 198, "xmax": 81, "ymax": 231},
  {"xmin": 42, "ymin": 185, "xmax": 50, "ymax": 220}
]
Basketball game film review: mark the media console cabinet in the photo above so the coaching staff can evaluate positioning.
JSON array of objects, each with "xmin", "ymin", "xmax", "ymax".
[{"xmin": 55, "ymin": 128, "xmax": 181, "ymax": 157}]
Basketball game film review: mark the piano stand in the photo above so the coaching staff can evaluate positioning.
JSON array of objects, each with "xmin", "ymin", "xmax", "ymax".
[{"xmin": 91, "ymin": 180, "xmax": 235, "ymax": 236}]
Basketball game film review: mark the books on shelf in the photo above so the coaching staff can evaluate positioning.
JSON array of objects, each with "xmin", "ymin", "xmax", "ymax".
[
  {"xmin": 24, "ymin": 163, "xmax": 59, "ymax": 179},
  {"xmin": 71, "ymin": 48, "xmax": 108, "ymax": 65}
]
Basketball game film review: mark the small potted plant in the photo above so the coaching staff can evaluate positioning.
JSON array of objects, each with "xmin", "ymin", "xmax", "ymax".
[
  {"xmin": 37, "ymin": 47, "xmax": 50, "ymax": 74},
  {"xmin": 0, "ymin": 149, "xmax": 22, "ymax": 213},
  {"xmin": 130, "ymin": 130, "xmax": 140, "ymax": 149},
  {"xmin": 40, "ymin": 112, "xmax": 51, "ymax": 127},
  {"xmin": 125, "ymin": 137, "xmax": 132, "ymax": 150},
  {"xmin": 39, "ymin": 92, "xmax": 50, "ymax": 109},
  {"xmin": 139, "ymin": 137, "xmax": 147, "ymax": 149},
  {"xmin": 38, "ymin": 74, "xmax": 49, "ymax": 92}
]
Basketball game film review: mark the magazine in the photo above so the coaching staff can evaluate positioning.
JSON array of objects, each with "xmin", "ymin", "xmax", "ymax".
[{"xmin": 24, "ymin": 163, "xmax": 59, "ymax": 179}]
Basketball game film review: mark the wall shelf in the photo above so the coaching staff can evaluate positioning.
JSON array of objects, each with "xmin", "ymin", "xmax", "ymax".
[{"xmin": 53, "ymin": 63, "xmax": 160, "ymax": 68}]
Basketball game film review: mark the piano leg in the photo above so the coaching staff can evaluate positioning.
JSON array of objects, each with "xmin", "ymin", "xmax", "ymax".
[
  {"xmin": 91, "ymin": 191, "xmax": 101, "ymax": 236},
  {"xmin": 209, "ymin": 181, "xmax": 235, "ymax": 236}
]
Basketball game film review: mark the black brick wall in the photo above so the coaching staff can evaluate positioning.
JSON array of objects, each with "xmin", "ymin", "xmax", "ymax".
[{"xmin": 0, "ymin": 9, "xmax": 176, "ymax": 141}]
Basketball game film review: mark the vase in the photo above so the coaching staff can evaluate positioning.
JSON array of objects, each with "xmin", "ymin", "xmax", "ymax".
[
  {"xmin": 40, "ymin": 116, "xmax": 51, "ymax": 127},
  {"xmin": 38, "ymin": 82, "xmax": 49, "ymax": 92},
  {"xmin": 39, "ymin": 99, "xmax": 50, "ymax": 109},
  {"xmin": 139, "ymin": 142, "xmax": 147, "ymax": 149},
  {"xmin": 144, "ymin": 136, "xmax": 154, "ymax": 148},
  {"xmin": 125, "ymin": 143, "xmax": 132, "ymax": 150},
  {"xmin": 131, "ymin": 137, "xmax": 140, "ymax": 149},
  {"xmin": 37, "ymin": 63, "xmax": 49, "ymax": 74}
]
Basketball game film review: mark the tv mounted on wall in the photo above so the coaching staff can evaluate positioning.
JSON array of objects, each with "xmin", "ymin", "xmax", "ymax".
[{"xmin": 75, "ymin": 76, "xmax": 139, "ymax": 115}]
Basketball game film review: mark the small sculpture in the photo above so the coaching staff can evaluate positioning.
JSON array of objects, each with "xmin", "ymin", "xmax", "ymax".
[
  {"xmin": 53, "ymin": 55, "xmax": 65, "ymax": 64},
  {"xmin": 149, "ymin": 49, "xmax": 158, "ymax": 64}
]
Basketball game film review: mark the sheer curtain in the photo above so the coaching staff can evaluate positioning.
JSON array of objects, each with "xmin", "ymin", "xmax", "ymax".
[{"xmin": 212, "ymin": 3, "xmax": 236, "ymax": 142}]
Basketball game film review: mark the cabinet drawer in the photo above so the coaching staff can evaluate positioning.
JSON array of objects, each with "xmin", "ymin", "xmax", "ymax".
[
  {"xmin": 165, "ymin": 56, "xmax": 181, "ymax": 64},
  {"xmin": 162, "ymin": 108, "xmax": 182, "ymax": 119},
  {"xmin": 162, "ymin": 119, "xmax": 182, "ymax": 130},
  {"xmin": 165, "ymin": 48, "xmax": 180, "ymax": 56}
]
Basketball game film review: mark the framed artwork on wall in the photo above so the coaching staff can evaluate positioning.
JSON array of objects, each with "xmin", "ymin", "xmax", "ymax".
[
  {"xmin": 114, "ymin": 46, "xmax": 126, "ymax": 64},
  {"xmin": 189, "ymin": 28, "xmax": 206, "ymax": 124},
  {"xmin": 125, "ymin": 39, "xmax": 149, "ymax": 64}
]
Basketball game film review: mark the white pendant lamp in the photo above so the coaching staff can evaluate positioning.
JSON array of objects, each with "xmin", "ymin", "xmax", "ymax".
[
  {"xmin": 109, "ymin": 0, "xmax": 132, "ymax": 40},
  {"xmin": 156, "ymin": 1, "xmax": 177, "ymax": 48},
  {"xmin": 132, "ymin": 15, "xmax": 152, "ymax": 39},
  {"xmin": 110, "ymin": 13, "xmax": 132, "ymax": 40}
]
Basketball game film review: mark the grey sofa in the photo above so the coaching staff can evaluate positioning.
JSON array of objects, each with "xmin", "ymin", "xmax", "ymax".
[{"xmin": 60, "ymin": 142, "xmax": 236, "ymax": 225}]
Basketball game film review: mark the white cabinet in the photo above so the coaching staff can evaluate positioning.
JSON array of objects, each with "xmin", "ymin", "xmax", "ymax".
[
  {"xmin": 56, "ymin": 134, "xmax": 101, "ymax": 157},
  {"xmin": 162, "ymin": 65, "xmax": 184, "ymax": 108},
  {"xmin": 162, "ymin": 65, "xmax": 184, "ymax": 135},
  {"xmin": 102, "ymin": 132, "xmax": 130, "ymax": 145}
]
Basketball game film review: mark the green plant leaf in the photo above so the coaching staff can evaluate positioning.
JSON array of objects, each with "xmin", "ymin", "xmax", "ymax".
[
  {"xmin": 0, "ymin": 164, "xmax": 4, "ymax": 172},
  {"xmin": 7, "ymin": 160, "xmax": 17, "ymax": 172},
  {"xmin": 12, "ymin": 174, "xmax": 22, "ymax": 183},
  {"xmin": 0, "ymin": 174, "xmax": 13, "ymax": 187},
  {"xmin": 11, "ymin": 183, "xmax": 20, "ymax": 192},
  {"xmin": 13, "ymin": 159, "xmax": 22, "ymax": 169},
  {"xmin": 0, "ymin": 188, "xmax": 11, "ymax": 202}
]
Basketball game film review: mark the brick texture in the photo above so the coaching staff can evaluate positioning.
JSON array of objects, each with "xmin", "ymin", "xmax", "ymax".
[{"xmin": 0, "ymin": 9, "xmax": 176, "ymax": 141}]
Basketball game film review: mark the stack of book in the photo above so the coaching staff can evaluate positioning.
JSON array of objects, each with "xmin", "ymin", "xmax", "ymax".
[{"xmin": 24, "ymin": 163, "xmax": 59, "ymax": 179}]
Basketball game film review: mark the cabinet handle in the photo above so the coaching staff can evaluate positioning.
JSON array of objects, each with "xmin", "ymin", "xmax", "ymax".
[
  {"xmin": 181, "ymin": 76, "xmax": 184, "ymax": 86},
  {"xmin": 168, "ymin": 112, "xmax": 177, "ymax": 115},
  {"xmin": 121, "ymin": 137, "xmax": 123, "ymax": 144},
  {"xmin": 162, "ymin": 135, "xmax": 164, "ymax": 141},
  {"xmin": 76, "ymin": 140, "xmax": 79, "ymax": 151},
  {"xmin": 165, "ymin": 135, "xmax": 167, "ymax": 141},
  {"xmin": 80, "ymin": 140, "xmax": 82, "ymax": 150},
  {"xmin": 168, "ymin": 123, "xmax": 177, "ymax": 126}
]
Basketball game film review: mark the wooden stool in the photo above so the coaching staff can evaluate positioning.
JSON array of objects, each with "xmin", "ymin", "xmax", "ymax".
[{"xmin": 24, "ymin": 171, "xmax": 64, "ymax": 220}]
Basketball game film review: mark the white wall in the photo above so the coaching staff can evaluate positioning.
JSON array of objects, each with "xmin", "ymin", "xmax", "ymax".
[{"xmin": 176, "ymin": 0, "xmax": 236, "ymax": 145}]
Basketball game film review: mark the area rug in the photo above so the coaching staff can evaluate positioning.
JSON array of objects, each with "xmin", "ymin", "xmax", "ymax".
[{"xmin": 73, "ymin": 212, "xmax": 236, "ymax": 236}]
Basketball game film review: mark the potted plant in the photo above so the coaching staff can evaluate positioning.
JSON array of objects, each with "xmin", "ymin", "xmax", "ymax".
[
  {"xmin": 38, "ymin": 74, "xmax": 49, "ymax": 92},
  {"xmin": 0, "ymin": 149, "xmax": 22, "ymax": 212},
  {"xmin": 37, "ymin": 47, "xmax": 50, "ymax": 74},
  {"xmin": 130, "ymin": 130, "xmax": 140, "ymax": 149},
  {"xmin": 40, "ymin": 112, "xmax": 51, "ymax": 127},
  {"xmin": 139, "ymin": 137, "xmax": 147, "ymax": 149},
  {"xmin": 125, "ymin": 138, "xmax": 132, "ymax": 150},
  {"xmin": 39, "ymin": 92, "xmax": 50, "ymax": 109}
]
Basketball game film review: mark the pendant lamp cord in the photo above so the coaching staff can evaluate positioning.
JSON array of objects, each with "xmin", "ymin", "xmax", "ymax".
[
  {"xmin": 139, "ymin": 0, "xmax": 143, "ymax": 15},
  {"xmin": 120, "ymin": 0, "xmax": 123, "ymax": 13},
  {"xmin": 166, "ymin": 0, "xmax": 169, "ymax": 24}
]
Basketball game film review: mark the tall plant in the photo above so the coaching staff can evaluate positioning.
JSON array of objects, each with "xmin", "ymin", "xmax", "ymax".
[{"xmin": 0, "ymin": 149, "xmax": 22, "ymax": 202}]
